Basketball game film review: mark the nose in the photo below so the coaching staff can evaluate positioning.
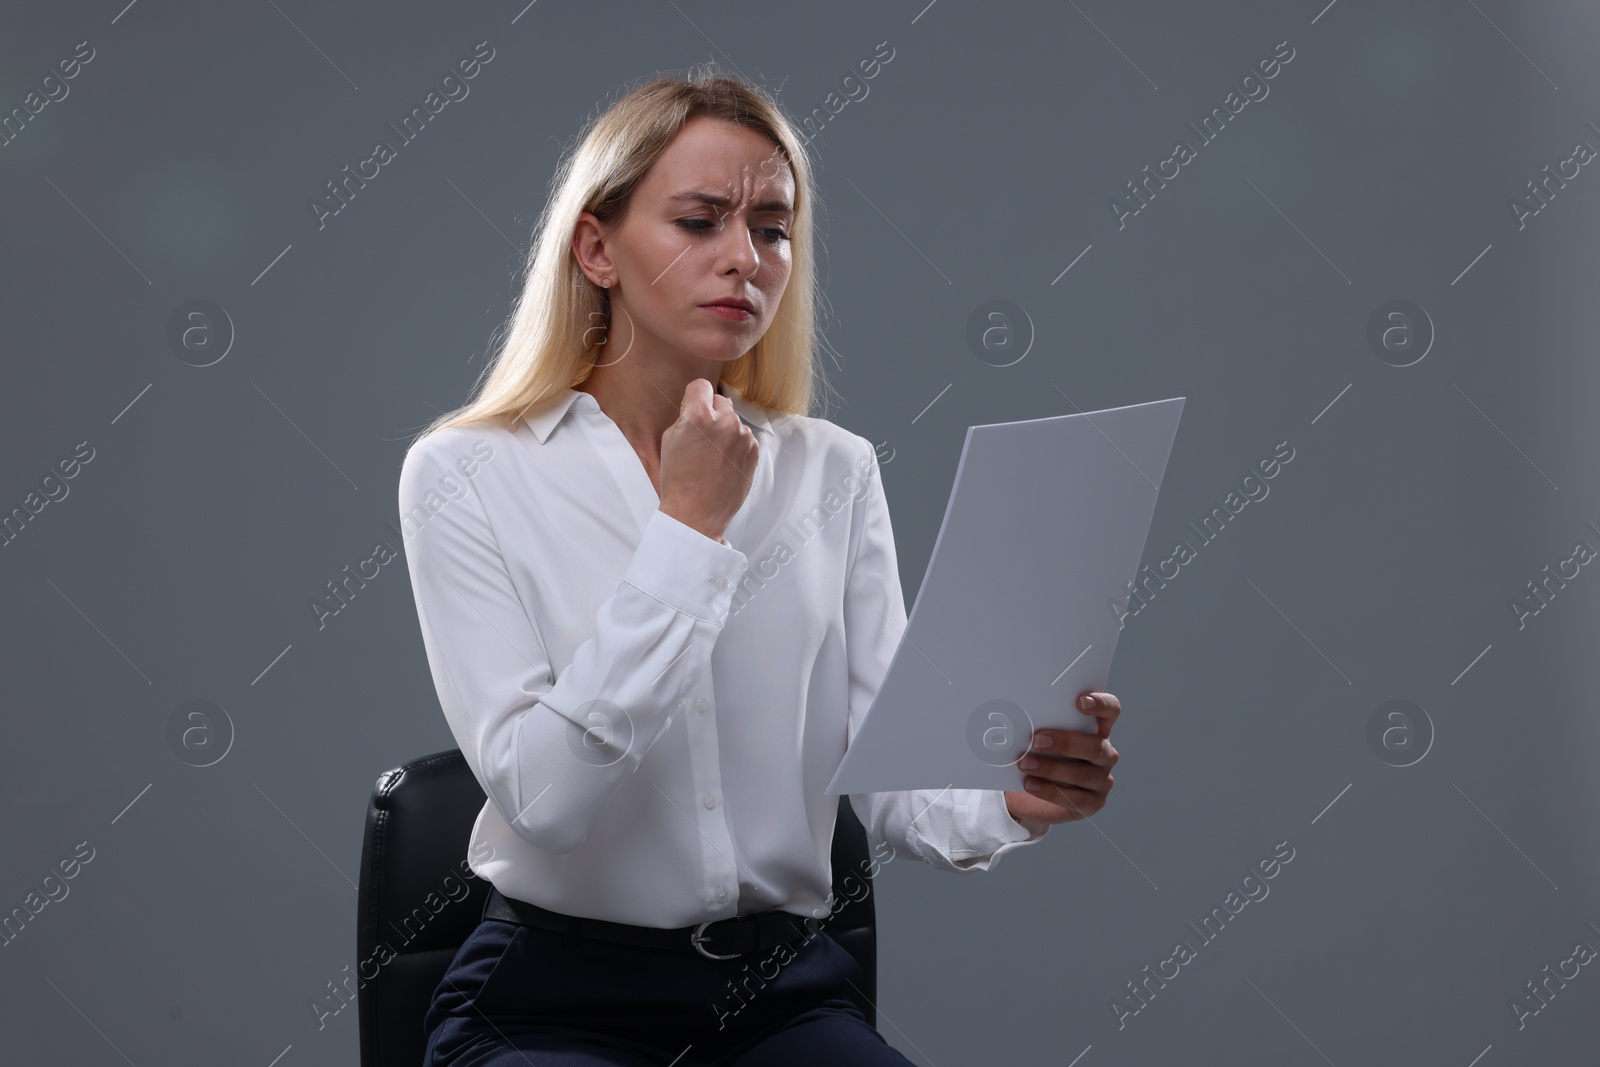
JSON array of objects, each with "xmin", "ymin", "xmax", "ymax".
[{"xmin": 711, "ymin": 214, "xmax": 762, "ymax": 280}]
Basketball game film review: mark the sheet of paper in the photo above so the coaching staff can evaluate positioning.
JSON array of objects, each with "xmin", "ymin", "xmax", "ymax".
[{"xmin": 827, "ymin": 396, "xmax": 1185, "ymax": 795}]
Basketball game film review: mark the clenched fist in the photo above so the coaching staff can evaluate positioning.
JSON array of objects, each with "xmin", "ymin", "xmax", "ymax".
[{"xmin": 658, "ymin": 378, "xmax": 759, "ymax": 543}]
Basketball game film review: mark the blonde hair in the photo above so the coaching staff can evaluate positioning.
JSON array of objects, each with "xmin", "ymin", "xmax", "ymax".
[{"xmin": 412, "ymin": 64, "xmax": 827, "ymax": 445}]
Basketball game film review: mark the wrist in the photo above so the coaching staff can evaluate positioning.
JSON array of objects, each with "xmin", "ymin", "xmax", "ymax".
[{"xmin": 658, "ymin": 504, "xmax": 724, "ymax": 543}]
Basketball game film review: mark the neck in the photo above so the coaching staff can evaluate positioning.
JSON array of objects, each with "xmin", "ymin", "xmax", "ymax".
[{"xmin": 577, "ymin": 350, "xmax": 725, "ymax": 459}]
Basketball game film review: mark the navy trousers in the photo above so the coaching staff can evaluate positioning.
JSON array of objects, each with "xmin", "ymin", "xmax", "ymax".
[{"xmin": 421, "ymin": 899, "xmax": 915, "ymax": 1066}]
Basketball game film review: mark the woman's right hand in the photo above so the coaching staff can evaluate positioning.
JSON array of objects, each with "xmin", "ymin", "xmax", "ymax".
[{"xmin": 658, "ymin": 378, "xmax": 759, "ymax": 542}]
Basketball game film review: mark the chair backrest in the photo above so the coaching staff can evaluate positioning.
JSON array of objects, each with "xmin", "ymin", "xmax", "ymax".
[{"xmin": 356, "ymin": 748, "xmax": 878, "ymax": 1067}]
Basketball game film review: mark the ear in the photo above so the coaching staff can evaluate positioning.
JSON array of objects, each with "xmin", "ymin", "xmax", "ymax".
[{"xmin": 571, "ymin": 211, "xmax": 616, "ymax": 287}]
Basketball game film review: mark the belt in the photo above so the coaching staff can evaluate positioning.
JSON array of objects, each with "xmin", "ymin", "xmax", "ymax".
[{"xmin": 483, "ymin": 885, "xmax": 815, "ymax": 961}]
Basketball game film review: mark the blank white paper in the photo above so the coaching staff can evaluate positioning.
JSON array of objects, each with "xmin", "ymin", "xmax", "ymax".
[{"xmin": 827, "ymin": 396, "xmax": 1185, "ymax": 795}]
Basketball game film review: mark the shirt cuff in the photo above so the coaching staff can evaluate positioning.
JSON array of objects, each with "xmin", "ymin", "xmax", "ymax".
[
  {"xmin": 621, "ymin": 509, "xmax": 749, "ymax": 625},
  {"xmin": 951, "ymin": 790, "xmax": 1051, "ymax": 871}
]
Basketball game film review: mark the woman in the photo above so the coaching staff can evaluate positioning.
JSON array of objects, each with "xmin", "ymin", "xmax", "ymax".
[{"xmin": 399, "ymin": 65, "xmax": 1122, "ymax": 1066}]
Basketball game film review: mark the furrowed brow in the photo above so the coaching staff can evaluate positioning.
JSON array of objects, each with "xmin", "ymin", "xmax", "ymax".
[{"xmin": 669, "ymin": 191, "xmax": 792, "ymax": 214}]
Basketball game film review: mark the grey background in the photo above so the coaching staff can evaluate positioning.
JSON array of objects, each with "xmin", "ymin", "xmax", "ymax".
[{"xmin": 3, "ymin": 0, "xmax": 1596, "ymax": 1063}]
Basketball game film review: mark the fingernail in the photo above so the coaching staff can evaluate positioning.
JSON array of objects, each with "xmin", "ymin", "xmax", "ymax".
[
  {"xmin": 1079, "ymin": 694, "xmax": 1095, "ymax": 710},
  {"xmin": 1032, "ymin": 732, "xmax": 1051, "ymax": 749}
]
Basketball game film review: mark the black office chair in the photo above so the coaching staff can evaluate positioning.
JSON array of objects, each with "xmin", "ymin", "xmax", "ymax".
[{"xmin": 356, "ymin": 748, "xmax": 879, "ymax": 1067}]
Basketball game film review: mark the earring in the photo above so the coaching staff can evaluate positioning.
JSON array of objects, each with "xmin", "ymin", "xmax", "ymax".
[{"xmin": 600, "ymin": 276, "xmax": 612, "ymax": 288}]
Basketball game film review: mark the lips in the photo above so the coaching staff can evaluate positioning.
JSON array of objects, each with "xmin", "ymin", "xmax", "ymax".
[
  {"xmin": 700, "ymin": 303, "xmax": 754, "ymax": 321},
  {"xmin": 701, "ymin": 297, "xmax": 755, "ymax": 313}
]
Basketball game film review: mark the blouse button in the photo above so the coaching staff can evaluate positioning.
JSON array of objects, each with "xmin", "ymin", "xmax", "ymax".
[
  {"xmin": 715, "ymin": 886, "xmax": 729, "ymax": 903},
  {"xmin": 712, "ymin": 574, "xmax": 728, "ymax": 590},
  {"xmin": 703, "ymin": 793, "xmax": 717, "ymax": 809},
  {"xmin": 695, "ymin": 698, "xmax": 709, "ymax": 713}
]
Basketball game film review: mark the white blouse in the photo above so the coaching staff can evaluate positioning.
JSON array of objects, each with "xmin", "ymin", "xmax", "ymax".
[{"xmin": 397, "ymin": 378, "xmax": 1049, "ymax": 929}]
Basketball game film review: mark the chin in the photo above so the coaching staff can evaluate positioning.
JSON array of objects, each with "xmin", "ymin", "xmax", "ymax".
[{"xmin": 690, "ymin": 333, "xmax": 757, "ymax": 363}]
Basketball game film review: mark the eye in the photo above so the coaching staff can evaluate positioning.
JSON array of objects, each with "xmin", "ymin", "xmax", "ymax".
[{"xmin": 675, "ymin": 218, "xmax": 791, "ymax": 243}]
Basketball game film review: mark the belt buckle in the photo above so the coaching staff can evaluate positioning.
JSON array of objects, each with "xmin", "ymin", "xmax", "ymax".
[{"xmin": 691, "ymin": 920, "xmax": 742, "ymax": 960}]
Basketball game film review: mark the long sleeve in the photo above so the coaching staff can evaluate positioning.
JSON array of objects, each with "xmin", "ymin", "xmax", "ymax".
[
  {"xmin": 399, "ymin": 433, "xmax": 748, "ymax": 855},
  {"xmin": 842, "ymin": 443, "xmax": 1050, "ymax": 872}
]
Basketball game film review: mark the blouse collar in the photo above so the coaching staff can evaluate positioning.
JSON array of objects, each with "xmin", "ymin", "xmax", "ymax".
[{"xmin": 522, "ymin": 377, "xmax": 773, "ymax": 445}]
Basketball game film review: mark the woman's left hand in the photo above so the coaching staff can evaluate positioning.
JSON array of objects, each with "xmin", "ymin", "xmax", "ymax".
[{"xmin": 1003, "ymin": 691, "xmax": 1120, "ymax": 825}]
